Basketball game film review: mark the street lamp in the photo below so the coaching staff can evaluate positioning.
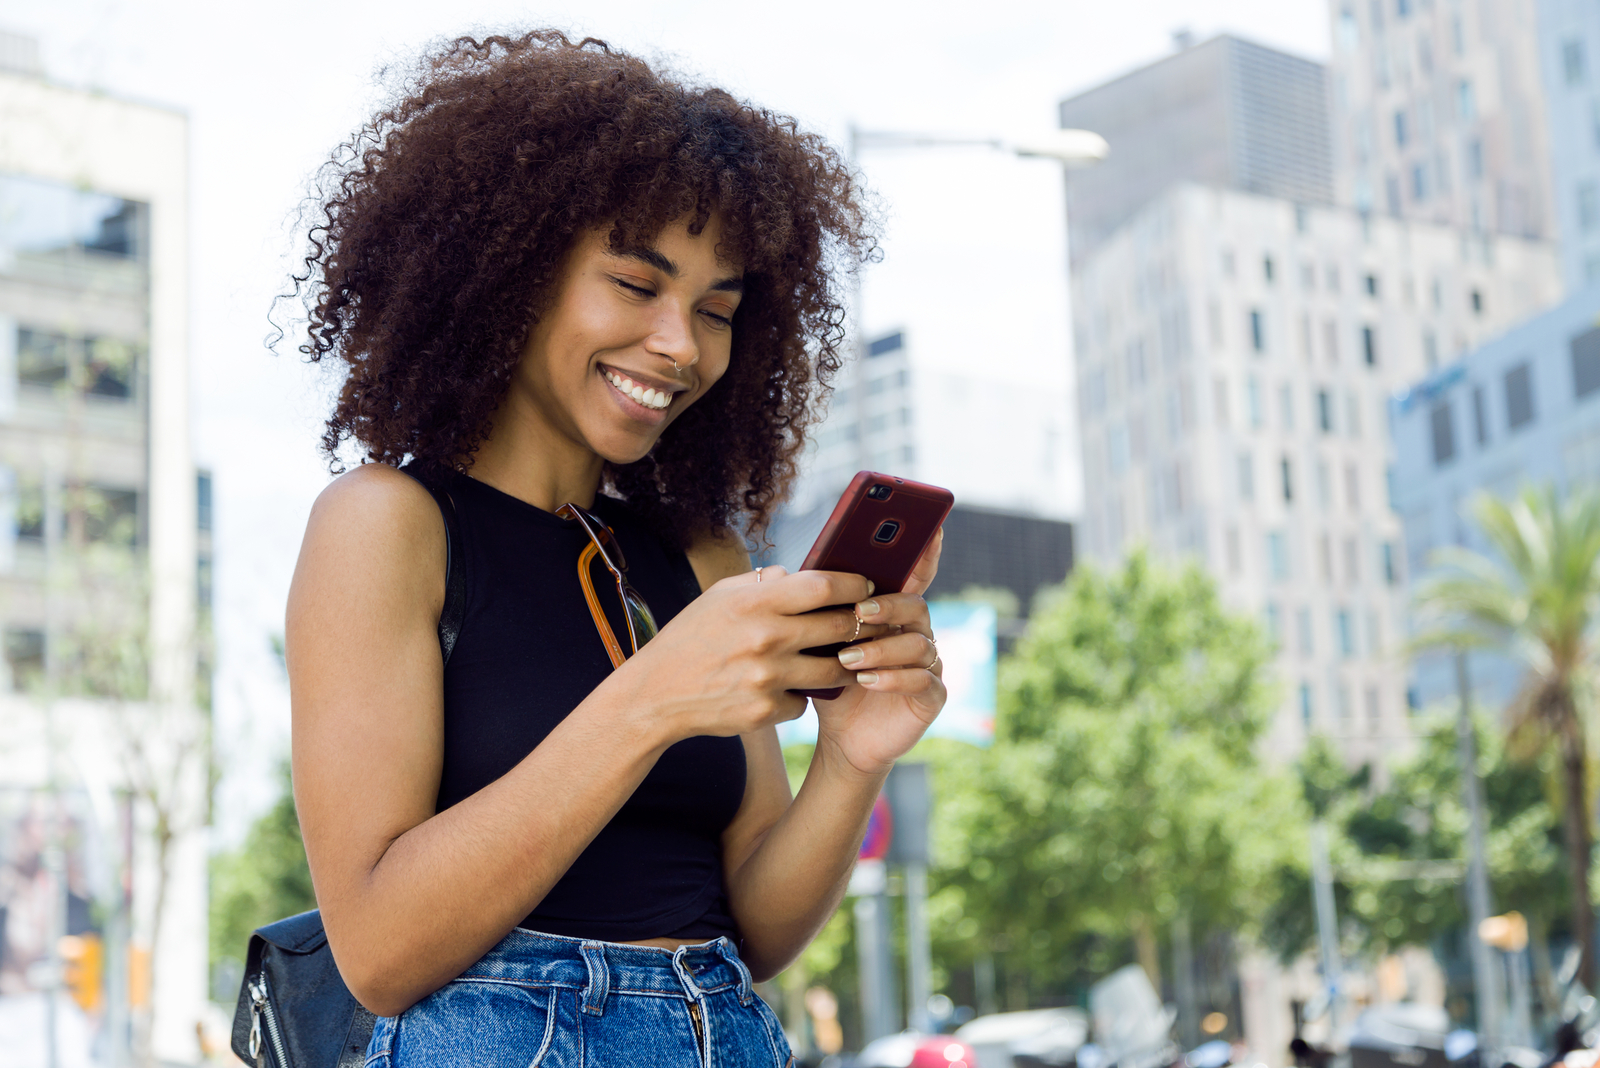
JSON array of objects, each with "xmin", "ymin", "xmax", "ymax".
[
  {"xmin": 840, "ymin": 123, "xmax": 1105, "ymax": 1043},
  {"xmin": 848, "ymin": 125, "xmax": 1110, "ymax": 167}
]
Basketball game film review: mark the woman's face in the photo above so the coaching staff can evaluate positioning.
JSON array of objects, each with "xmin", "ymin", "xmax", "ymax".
[{"xmin": 512, "ymin": 215, "xmax": 744, "ymax": 465}]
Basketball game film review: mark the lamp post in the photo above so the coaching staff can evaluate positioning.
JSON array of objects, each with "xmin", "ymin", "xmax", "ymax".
[{"xmin": 841, "ymin": 124, "xmax": 1105, "ymax": 1040}]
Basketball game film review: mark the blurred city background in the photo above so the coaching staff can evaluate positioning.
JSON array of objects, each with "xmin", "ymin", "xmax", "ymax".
[{"xmin": 5, "ymin": 0, "xmax": 1600, "ymax": 1066}]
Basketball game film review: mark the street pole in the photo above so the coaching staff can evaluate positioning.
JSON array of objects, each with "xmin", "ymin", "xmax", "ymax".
[
  {"xmin": 1456, "ymin": 652, "xmax": 1502, "ymax": 1056},
  {"xmin": 905, "ymin": 864, "xmax": 932, "ymax": 1033},
  {"xmin": 1309, "ymin": 821, "xmax": 1343, "ymax": 1031},
  {"xmin": 852, "ymin": 872, "xmax": 898, "ymax": 1042}
]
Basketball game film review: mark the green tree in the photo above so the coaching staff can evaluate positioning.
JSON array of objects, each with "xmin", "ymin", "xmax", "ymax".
[
  {"xmin": 932, "ymin": 552, "xmax": 1305, "ymax": 996},
  {"xmin": 1412, "ymin": 486, "xmax": 1600, "ymax": 985},
  {"xmin": 1264, "ymin": 721, "xmax": 1566, "ymax": 973},
  {"xmin": 210, "ymin": 766, "xmax": 317, "ymax": 984}
]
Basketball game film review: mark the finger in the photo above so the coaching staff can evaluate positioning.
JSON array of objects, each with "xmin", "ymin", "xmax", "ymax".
[
  {"xmin": 764, "ymin": 569, "xmax": 876, "ymax": 615},
  {"xmin": 836, "ymin": 632, "xmax": 936, "ymax": 672},
  {"xmin": 901, "ymin": 527, "xmax": 944, "ymax": 597},
  {"xmin": 788, "ymin": 608, "xmax": 894, "ymax": 652},
  {"xmin": 721, "ymin": 564, "xmax": 789, "ymax": 588},
  {"xmin": 852, "ymin": 591, "xmax": 931, "ymax": 636},
  {"xmin": 850, "ymin": 666, "xmax": 947, "ymax": 705}
]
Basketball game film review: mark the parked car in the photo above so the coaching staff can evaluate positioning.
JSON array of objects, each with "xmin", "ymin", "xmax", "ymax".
[{"xmin": 856, "ymin": 1032, "xmax": 982, "ymax": 1068}]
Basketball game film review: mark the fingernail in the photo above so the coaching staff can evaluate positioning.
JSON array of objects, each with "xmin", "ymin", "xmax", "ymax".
[
  {"xmin": 866, "ymin": 580, "xmax": 876, "ymax": 596},
  {"xmin": 856, "ymin": 599, "xmax": 880, "ymax": 619},
  {"xmin": 838, "ymin": 647, "xmax": 865, "ymax": 667},
  {"xmin": 856, "ymin": 672, "xmax": 880, "ymax": 685}
]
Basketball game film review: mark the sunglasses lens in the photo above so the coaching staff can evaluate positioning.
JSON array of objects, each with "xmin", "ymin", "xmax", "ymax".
[{"xmin": 624, "ymin": 586, "xmax": 659, "ymax": 649}]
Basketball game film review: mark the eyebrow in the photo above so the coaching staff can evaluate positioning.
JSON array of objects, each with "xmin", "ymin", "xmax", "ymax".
[{"xmin": 617, "ymin": 245, "xmax": 744, "ymax": 294}]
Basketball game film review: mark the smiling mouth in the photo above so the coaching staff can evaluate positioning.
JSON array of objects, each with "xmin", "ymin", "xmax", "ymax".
[{"xmin": 603, "ymin": 368, "xmax": 676, "ymax": 411}]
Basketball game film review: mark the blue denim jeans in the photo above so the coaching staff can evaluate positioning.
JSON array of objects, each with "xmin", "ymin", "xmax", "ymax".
[{"xmin": 365, "ymin": 928, "xmax": 794, "ymax": 1067}]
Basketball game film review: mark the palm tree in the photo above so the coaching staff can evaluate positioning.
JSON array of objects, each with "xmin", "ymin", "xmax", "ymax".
[{"xmin": 1412, "ymin": 484, "xmax": 1600, "ymax": 988}]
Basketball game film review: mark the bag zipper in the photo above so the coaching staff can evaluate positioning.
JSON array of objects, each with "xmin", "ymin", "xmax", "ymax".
[{"xmin": 248, "ymin": 972, "xmax": 292, "ymax": 1068}]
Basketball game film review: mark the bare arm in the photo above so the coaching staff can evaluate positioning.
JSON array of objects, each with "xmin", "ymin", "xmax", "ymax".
[
  {"xmin": 290, "ymin": 470, "xmax": 878, "ymax": 1015},
  {"xmin": 686, "ymin": 532, "xmax": 946, "ymax": 981}
]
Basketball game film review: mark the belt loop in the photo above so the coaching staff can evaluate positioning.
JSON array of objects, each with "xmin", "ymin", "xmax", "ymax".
[
  {"xmin": 579, "ymin": 941, "xmax": 609, "ymax": 1017},
  {"xmin": 721, "ymin": 937, "xmax": 755, "ymax": 1006},
  {"xmin": 670, "ymin": 944, "xmax": 705, "ymax": 1002}
]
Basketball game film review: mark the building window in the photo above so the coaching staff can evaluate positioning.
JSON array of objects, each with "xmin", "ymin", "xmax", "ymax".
[
  {"xmin": 1317, "ymin": 389, "xmax": 1333, "ymax": 432},
  {"xmin": 1280, "ymin": 385, "xmax": 1295, "ymax": 430},
  {"xmin": 1250, "ymin": 309, "xmax": 1265, "ymax": 353},
  {"xmin": 1365, "ymin": 273, "xmax": 1379, "ymax": 297},
  {"xmin": 1457, "ymin": 80, "xmax": 1476, "ymax": 123},
  {"xmin": 1581, "ymin": 182, "xmax": 1600, "ymax": 232},
  {"xmin": 1238, "ymin": 452, "xmax": 1255, "ymax": 501},
  {"xmin": 1412, "ymin": 163, "xmax": 1427, "ymax": 201},
  {"xmin": 1281, "ymin": 456, "xmax": 1294, "ymax": 503},
  {"xmin": 1299, "ymin": 683, "xmax": 1314, "ymax": 727},
  {"xmin": 1396, "ymin": 0, "xmax": 1410, "ymax": 17},
  {"xmin": 1506, "ymin": 362, "xmax": 1535, "ymax": 430},
  {"xmin": 4, "ymin": 629, "xmax": 44, "ymax": 693},
  {"xmin": 1431, "ymin": 400, "xmax": 1456, "ymax": 465},
  {"xmin": 1264, "ymin": 256, "xmax": 1275, "ymax": 283},
  {"xmin": 197, "ymin": 470, "xmax": 213, "ymax": 533},
  {"xmin": 1473, "ymin": 384, "xmax": 1489, "ymax": 443},
  {"xmin": 1394, "ymin": 109, "xmax": 1409, "ymax": 148},
  {"xmin": 1471, "ymin": 289, "xmax": 1483, "ymax": 315},
  {"xmin": 1386, "ymin": 174, "xmax": 1402, "ymax": 216},
  {"xmin": 1467, "ymin": 140, "xmax": 1483, "ymax": 180},
  {"xmin": 1382, "ymin": 541, "xmax": 1399, "ymax": 585},
  {"xmin": 1297, "ymin": 607, "xmax": 1313, "ymax": 654},
  {"xmin": 1566, "ymin": 37, "xmax": 1588, "ymax": 86},
  {"xmin": 1573, "ymin": 326, "xmax": 1600, "ymax": 399},
  {"xmin": 1268, "ymin": 531, "xmax": 1289, "ymax": 580},
  {"xmin": 1363, "ymin": 325, "xmax": 1377, "ymax": 366},
  {"xmin": 1337, "ymin": 610, "xmax": 1354, "ymax": 657}
]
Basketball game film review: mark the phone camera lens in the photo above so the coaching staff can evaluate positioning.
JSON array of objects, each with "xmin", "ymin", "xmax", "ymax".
[
  {"xmin": 867, "ymin": 485, "xmax": 892, "ymax": 501},
  {"xmin": 872, "ymin": 520, "xmax": 901, "ymax": 544}
]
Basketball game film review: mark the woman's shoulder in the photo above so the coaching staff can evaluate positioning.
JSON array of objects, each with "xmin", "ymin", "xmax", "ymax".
[{"xmin": 303, "ymin": 463, "xmax": 445, "ymax": 559}]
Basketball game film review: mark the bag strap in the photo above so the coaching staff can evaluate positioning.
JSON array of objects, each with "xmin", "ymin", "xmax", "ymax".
[{"xmin": 399, "ymin": 466, "xmax": 467, "ymax": 666}]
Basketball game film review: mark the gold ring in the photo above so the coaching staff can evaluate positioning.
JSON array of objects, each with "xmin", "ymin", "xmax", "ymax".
[
  {"xmin": 930, "ymin": 655, "xmax": 941, "ymax": 671},
  {"xmin": 850, "ymin": 614, "xmax": 862, "ymax": 641},
  {"xmin": 754, "ymin": 566, "xmax": 764, "ymax": 582}
]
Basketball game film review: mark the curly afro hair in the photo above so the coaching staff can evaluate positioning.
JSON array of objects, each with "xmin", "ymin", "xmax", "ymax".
[{"xmin": 292, "ymin": 30, "xmax": 874, "ymax": 546}]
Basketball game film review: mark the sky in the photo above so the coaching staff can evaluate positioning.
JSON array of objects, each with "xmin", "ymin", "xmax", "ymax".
[{"xmin": 0, "ymin": 0, "xmax": 1332, "ymax": 844}]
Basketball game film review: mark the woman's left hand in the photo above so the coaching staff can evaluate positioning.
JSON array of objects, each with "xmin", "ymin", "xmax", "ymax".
[{"xmin": 812, "ymin": 529, "xmax": 947, "ymax": 777}]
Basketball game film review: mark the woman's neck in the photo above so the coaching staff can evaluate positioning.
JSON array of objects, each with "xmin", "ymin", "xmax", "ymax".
[{"xmin": 468, "ymin": 400, "xmax": 605, "ymax": 513}]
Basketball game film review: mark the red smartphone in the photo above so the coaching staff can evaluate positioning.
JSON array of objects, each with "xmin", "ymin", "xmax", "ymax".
[{"xmin": 792, "ymin": 471, "xmax": 954, "ymax": 701}]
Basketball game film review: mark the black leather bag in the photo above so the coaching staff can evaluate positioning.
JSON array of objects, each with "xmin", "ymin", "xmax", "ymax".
[
  {"xmin": 231, "ymin": 911, "xmax": 375, "ymax": 1068},
  {"xmin": 229, "ymin": 470, "xmax": 464, "ymax": 1067}
]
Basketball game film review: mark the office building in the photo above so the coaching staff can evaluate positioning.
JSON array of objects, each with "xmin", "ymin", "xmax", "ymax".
[
  {"xmin": 0, "ymin": 35, "xmax": 205, "ymax": 1064},
  {"xmin": 1058, "ymin": 35, "xmax": 1335, "ymax": 265},
  {"xmin": 1537, "ymin": 0, "xmax": 1600, "ymax": 286},
  {"xmin": 1328, "ymin": 0, "xmax": 1555, "ymax": 245},
  {"xmin": 1390, "ymin": 284, "xmax": 1600, "ymax": 713},
  {"xmin": 1072, "ymin": 182, "xmax": 1560, "ymax": 763},
  {"xmin": 769, "ymin": 328, "xmax": 1074, "ymax": 568}
]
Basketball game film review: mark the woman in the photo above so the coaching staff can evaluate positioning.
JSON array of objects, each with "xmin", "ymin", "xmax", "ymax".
[{"xmin": 285, "ymin": 30, "xmax": 947, "ymax": 1066}]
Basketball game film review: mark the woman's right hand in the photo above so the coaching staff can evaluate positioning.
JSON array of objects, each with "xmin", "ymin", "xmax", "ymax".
[{"xmin": 612, "ymin": 565, "xmax": 881, "ymax": 743}]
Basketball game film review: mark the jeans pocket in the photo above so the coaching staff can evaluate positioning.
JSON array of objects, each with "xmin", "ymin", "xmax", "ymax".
[
  {"xmin": 750, "ymin": 996, "xmax": 795, "ymax": 1068},
  {"xmin": 391, "ymin": 979, "xmax": 559, "ymax": 1068}
]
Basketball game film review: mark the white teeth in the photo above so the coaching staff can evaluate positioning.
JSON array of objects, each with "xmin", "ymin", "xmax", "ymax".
[{"xmin": 605, "ymin": 370, "xmax": 670, "ymax": 409}]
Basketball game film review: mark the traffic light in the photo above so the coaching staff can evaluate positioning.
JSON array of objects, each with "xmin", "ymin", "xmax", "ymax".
[{"xmin": 59, "ymin": 933, "xmax": 103, "ymax": 1013}]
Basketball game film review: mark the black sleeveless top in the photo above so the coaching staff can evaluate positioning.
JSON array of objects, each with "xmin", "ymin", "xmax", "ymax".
[{"xmin": 428, "ymin": 471, "xmax": 747, "ymax": 941}]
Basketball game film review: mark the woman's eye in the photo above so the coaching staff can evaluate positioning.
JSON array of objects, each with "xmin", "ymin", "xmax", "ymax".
[
  {"xmin": 611, "ymin": 277, "xmax": 655, "ymax": 297},
  {"xmin": 700, "ymin": 309, "xmax": 734, "ymax": 328}
]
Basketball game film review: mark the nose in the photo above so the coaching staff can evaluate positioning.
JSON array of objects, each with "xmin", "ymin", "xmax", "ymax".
[{"xmin": 645, "ymin": 299, "xmax": 699, "ymax": 370}]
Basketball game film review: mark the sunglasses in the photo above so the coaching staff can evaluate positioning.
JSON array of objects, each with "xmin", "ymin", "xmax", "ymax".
[{"xmin": 557, "ymin": 502, "xmax": 660, "ymax": 668}]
